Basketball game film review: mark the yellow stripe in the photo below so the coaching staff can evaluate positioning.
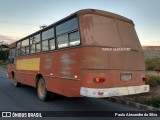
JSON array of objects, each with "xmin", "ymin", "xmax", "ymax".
[{"xmin": 16, "ymin": 58, "xmax": 40, "ymax": 71}]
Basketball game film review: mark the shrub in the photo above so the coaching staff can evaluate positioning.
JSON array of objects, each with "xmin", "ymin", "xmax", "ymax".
[
  {"xmin": 145, "ymin": 75, "xmax": 160, "ymax": 87},
  {"xmin": 148, "ymin": 96, "xmax": 160, "ymax": 108},
  {"xmin": 145, "ymin": 58, "xmax": 160, "ymax": 71}
]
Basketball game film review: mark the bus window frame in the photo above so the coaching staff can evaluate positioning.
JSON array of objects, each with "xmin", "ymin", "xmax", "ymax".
[
  {"xmin": 8, "ymin": 48, "xmax": 16, "ymax": 64},
  {"xmin": 14, "ymin": 15, "xmax": 81, "ymax": 57},
  {"xmin": 42, "ymin": 27, "xmax": 55, "ymax": 52},
  {"xmin": 55, "ymin": 16, "xmax": 80, "ymax": 49},
  {"xmin": 30, "ymin": 33, "xmax": 41, "ymax": 54}
]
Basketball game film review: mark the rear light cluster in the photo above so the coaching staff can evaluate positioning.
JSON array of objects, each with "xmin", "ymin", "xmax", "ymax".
[
  {"xmin": 142, "ymin": 77, "xmax": 148, "ymax": 82},
  {"xmin": 94, "ymin": 77, "xmax": 106, "ymax": 83}
]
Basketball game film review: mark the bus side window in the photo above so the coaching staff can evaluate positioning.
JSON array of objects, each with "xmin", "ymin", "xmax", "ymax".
[
  {"xmin": 26, "ymin": 46, "xmax": 29, "ymax": 55},
  {"xmin": 16, "ymin": 42, "xmax": 21, "ymax": 56},
  {"xmin": 49, "ymin": 38, "xmax": 55, "ymax": 50},
  {"xmin": 56, "ymin": 17, "xmax": 80, "ymax": 49},
  {"xmin": 57, "ymin": 34, "xmax": 69, "ymax": 48},
  {"xmin": 69, "ymin": 31, "xmax": 80, "ymax": 46},
  {"xmin": 42, "ymin": 40, "xmax": 49, "ymax": 51},
  {"xmin": 30, "ymin": 34, "xmax": 41, "ymax": 54},
  {"xmin": 21, "ymin": 47, "xmax": 25, "ymax": 56},
  {"xmin": 42, "ymin": 28, "xmax": 55, "ymax": 51},
  {"xmin": 8, "ymin": 48, "xmax": 16, "ymax": 64},
  {"xmin": 36, "ymin": 43, "xmax": 41, "ymax": 53},
  {"xmin": 30, "ymin": 44, "xmax": 36, "ymax": 54},
  {"xmin": 56, "ymin": 17, "xmax": 78, "ymax": 35},
  {"xmin": 21, "ymin": 39, "xmax": 29, "ymax": 55}
]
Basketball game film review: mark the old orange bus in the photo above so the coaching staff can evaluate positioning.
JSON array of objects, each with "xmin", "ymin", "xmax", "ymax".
[{"xmin": 7, "ymin": 9, "xmax": 149, "ymax": 101}]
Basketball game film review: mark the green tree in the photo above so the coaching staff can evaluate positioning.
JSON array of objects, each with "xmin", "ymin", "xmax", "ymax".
[{"xmin": 0, "ymin": 44, "xmax": 9, "ymax": 62}]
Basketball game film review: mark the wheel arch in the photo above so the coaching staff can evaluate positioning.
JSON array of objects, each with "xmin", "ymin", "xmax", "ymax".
[
  {"xmin": 35, "ymin": 74, "xmax": 43, "ymax": 87},
  {"xmin": 11, "ymin": 71, "xmax": 15, "ymax": 79}
]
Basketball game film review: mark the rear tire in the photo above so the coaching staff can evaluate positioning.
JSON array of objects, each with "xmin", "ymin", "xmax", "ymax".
[{"xmin": 37, "ymin": 77, "xmax": 52, "ymax": 101}]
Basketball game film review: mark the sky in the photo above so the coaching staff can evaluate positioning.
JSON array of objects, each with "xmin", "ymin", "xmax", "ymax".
[{"xmin": 0, "ymin": 0, "xmax": 159, "ymax": 46}]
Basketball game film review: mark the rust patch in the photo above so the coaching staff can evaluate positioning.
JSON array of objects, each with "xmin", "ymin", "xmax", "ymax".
[
  {"xmin": 60, "ymin": 54, "xmax": 75, "ymax": 75},
  {"xmin": 44, "ymin": 56, "xmax": 53, "ymax": 69}
]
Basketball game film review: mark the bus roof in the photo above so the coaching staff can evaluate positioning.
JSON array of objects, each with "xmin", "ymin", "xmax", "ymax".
[
  {"xmin": 11, "ymin": 9, "xmax": 134, "ymax": 45},
  {"xmin": 77, "ymin": 9, "xmax": 133, "ymax": 24}
]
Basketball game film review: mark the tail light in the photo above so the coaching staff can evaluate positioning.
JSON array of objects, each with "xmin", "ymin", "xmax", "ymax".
[
  {"xmin": 142, "ymin": 77, "xmax": 148, "ymax": 82},
  {"xmin": 94, "ymin": 77, "xmax": 106, "ymax": 83}
]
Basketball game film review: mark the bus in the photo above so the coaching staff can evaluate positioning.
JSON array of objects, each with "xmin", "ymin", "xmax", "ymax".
[{"xmin": 7, "ymin": 9, "xmax": 149, "ymax": 101}]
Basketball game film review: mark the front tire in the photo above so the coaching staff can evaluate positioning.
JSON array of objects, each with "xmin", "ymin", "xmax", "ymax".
[
  {"xmin": 13, "ymin": 74, "xmax": 21, "ymax": 87},
  {"xmin": 37, "ymin": 77, "xmax": 51, "ymax": 101}
]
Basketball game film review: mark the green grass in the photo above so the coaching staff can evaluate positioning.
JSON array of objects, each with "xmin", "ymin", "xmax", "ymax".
[
  {"xmin": 147, "ymin": 96, "xmax": 160, "ymax": 108},
  {"xmin": 145, "ymin": 58, "xmax": 160, "ymax": 71},
  {"xmin": 145, "ymin": 75, "xmax": 160, "ymax": 87}
]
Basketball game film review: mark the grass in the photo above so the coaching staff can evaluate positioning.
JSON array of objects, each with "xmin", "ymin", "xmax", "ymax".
[
  {"xmin": 145, "ymin": 58, "xmax": 160, "ymax": 71},
  {"xmin": 145, "ymin": 75, "xmax": 160, "ymax": 108},
  {"xmin": 145, "ymin": 75, "xmax": 160, "ymax": 87},
  {"xmin": 147, "ymin": 96, "xmax": 160, "ymax": 108}
]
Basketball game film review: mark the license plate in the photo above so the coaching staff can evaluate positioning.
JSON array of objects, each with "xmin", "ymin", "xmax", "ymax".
[{"xmin": 121, "ymin": 73, "xmax": 132, "ymax": 81}]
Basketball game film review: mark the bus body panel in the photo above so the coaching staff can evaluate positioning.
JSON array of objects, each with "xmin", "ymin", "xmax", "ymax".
[
  {"xmin": 78, "ymin": 13, "xmax": 148, "ymax": 96},
  {"xmin": 10, "ymin": 47, "xmax": 83, "ymax": 96}
]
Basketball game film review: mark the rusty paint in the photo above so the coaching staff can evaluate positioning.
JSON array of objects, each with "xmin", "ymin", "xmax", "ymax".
[
  {"xmin": 60, "ymin": 54, "xmax": 75, "ymax": 75},
  {"xmin": 7, "ymin": 9, "xmax": 148, "ymax": 97},
  {"xmin": 44, "ymin": 57, "xmax": 53, "ymax": 69}
]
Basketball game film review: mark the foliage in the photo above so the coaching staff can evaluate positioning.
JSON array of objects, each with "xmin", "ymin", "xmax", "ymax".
[
  {"xmin": 145, "ymin": 75, "xmax": 160, "ymax": 87},
  {"xmin": 147, "ymin": 96, "xmax": 160, "ymax": 108},
  {"xmin": 0, "ymin": 44, "xmax": 9, "ymax": 62},
  {"xmin": 145, "ymin": 58, "xmax": 160, "ymax": 71},
  {"xmin": 0, "ymin": 60, "xmax": 7, "ymax": 69}
]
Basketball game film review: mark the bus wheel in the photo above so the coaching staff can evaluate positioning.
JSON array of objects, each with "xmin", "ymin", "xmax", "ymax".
[{"xmin": 37, "ymin": 78, "xmax": 51, "ymax": 101}]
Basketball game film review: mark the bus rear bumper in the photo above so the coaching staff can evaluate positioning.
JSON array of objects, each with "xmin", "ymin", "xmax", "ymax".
[{"xmin": 80, "ymin": 85, "xmax": 150, "ymax": 98}]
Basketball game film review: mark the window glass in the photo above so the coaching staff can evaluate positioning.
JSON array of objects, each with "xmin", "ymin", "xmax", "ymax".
[
  {"xmin": 22, "ymin": 39, "xmax": 29, "ymax": 47},
  {"xmin": 49, "ymin": 39, "xmax": 55, "ymax": 50},
  {"xmin": 56, "ymin": 17, "xmax": 78, "ymax": 35},
  {"xmin": 42, "ymin": 40, "xmax": 49, "ymax": 51},
  {"xmin": 36, "ymin": 43, "xmax": 41, "ymax": 53},
  {"xmin": 26, "ymin": 46, "xmax": 29, "ymax": 54},
  {"xmin": 8, "ymin": 48, "xmax": 16, "ymax": 64},
  {"xmin": 17, "ymin": 42, "xmax": 21, "ymax": 49},
  {"xmin": 69, "ymin": 31, "xmax": 80, "ymax": 46},
  {"xmin": 30, "ymin": 34, "xmax": 40, "ymax": 44},
  {"xmin": 9, "ymin": 49, "xmax": 16, "ymax": 59},
  {"xmin": 30, "ymin": 44, "xmax": 36, "ymax": 53},
  {"xmin": 17, "ymin": 49, "xmax": 21, "ymax": 56},
  {"xmin": 21, "ymin": 47, "xmax": 25, "ymax": 55},
  {"xmin": 57, "ymin": 34, "xmax": 68, "ymax": 48},
  {"xmin": 42, "ymin": 28, "xmax": 54, "ymax": 40}
]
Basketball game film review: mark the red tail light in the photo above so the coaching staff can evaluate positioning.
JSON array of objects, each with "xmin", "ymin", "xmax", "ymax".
[
  {"xmin": 94, "ymin": 77, "xmax": 106, "ymax": 83},
  {"xmin": 142, "ymin": 77, "xmax": 148, "ymax": 82}
]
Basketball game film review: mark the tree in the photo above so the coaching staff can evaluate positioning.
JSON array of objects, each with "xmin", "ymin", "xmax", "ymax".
[{"xmin": 0, "ymin": 43, "xmax": 9, "ymax": 62}]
